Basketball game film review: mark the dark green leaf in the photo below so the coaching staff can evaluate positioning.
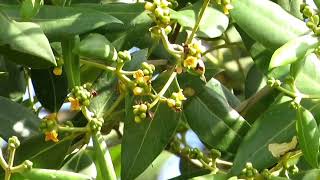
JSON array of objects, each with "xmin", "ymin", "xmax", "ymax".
[
  {"xmin": 184, "ymin": 79, "xmax": 250, "ymax": 154},
  {"xmin": 20, "ymin": 0, "xmax": 43, "ymax": 21},
  {"xmin": 173, "ymin": 157, "xmax": 210, "ymax": 180},
  {"xmin": 269, "ymin": 35, "xmax": 319, "ymax": 70},
  {"xmin": 15, "ymin": 134, "xmax": 72, "ymax": 169},
  {"xmin": 31, "ymin": 67, "xmax": 68, "ymax": 112},
  {"xmin": 0, "ymin": 5, "xmax": 123, "ymax": 40},
  {"xmin": 0, "ymin": 96, "xmax": 39, "ymax": 141},
  {"xmin": 74, "ymin": 33, "xmax": 117, "ymax": 62},
  {"xmin": 121, "ymin": 97, "xmax": 181, "ymax": 180},
  {"xmin": 296, "ymin": 106, "xmax": 320, "ymax": 168},
  {"xmin": 231, "ymin": 97, "xmax": 296, "ymax": 174},
  {"xmin": 171, "ymin": 1, "xmax": 229, "ymax": 38},
  {"xmin": 0, "ymin": 11, "xmax": 56, "ymax": 68},
  {"xmin": 92, "ymin": 131, "xmax": 117, "ymax": 180},
  {"xmin": 231, "ymin": 0, "xmax": 308, "ymax": 50},
  {"xmin": 245, "ymin": 64, "xmax": 267, "ymax": 98},
  {"xmin": 12, "ymin": 168, "xmax": 92, "ymax": 180},
  {"xmin": 0, "ymin": 57, "xmax": 26, "ymax": 102}
]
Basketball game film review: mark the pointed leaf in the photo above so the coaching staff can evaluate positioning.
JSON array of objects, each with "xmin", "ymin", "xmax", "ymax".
[
  {"xmin": 0, "ymin": 5, "xmax": 123, "ymax": 40},
  {"xmin": 62, "ymin": 37, "xmax": 80, "ymax": 89},
  {"xmin": 121, "ymin": 97, "xmax": 181, "ymax": 180},
  {"xmin": 269, "ymin": 35, "xmax": 319, "ymax": 69},
  {"xmin": 292, "ymin": 169, "xmax": 320, "ymax": 180},
  {"xmin": 31, "ymin": 67, "xmax": 68, "ymax": 112},
  {"xmin": 0, "ymin": 11, "xmax": 56, "ymax": 68},
  {"xmin": 296, "ymin": 106, "xmax": 320, "ymax": 168}
]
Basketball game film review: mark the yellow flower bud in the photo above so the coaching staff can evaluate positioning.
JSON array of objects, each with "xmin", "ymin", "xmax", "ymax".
[
  {"xmin": 45, "ymin": 130, "xmax": 59, "ymax": 142},
  {"xmin": 167, "ymin": 98, "xmax": 176, "ymax": 108},
  {"xmin": 184, "ymin": 56, "xmax": 198, "ymax": 69},
  {"xmin": 53, "ymin": 66, "xmax": 62, "ymax": 76},
  {"xmin": 133, "ymin": 87, "xmax": 144, "ymax": 96},
  {"xmin": 144, "ymin": 2, "xmax": 155, "ymax": 11}
]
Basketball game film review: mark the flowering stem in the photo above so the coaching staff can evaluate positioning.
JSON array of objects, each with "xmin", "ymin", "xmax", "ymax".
[
  {"xmin": 185, "ymin": 0, "xmax": 211, "ymax": 44},
  {"xmin": 80, "ymin": 59, "xmax": 137, "ymax": 75},
  {"xmin": 149, "ymin": 70, "xmax": 177, "ymax": 109},
  {"xmin": 58, "ymin": 126, "xmax": 89, "ymax": 133},
  {"xmin": 5, "ymin": 147, "xmax": 16, "ymax": 180},
  {"xmin": 0, "ymin": 149, "xmax": 8, "ymax": 170},
  {"xmin": 199, "ymin": 159, "xmax": 217, "ymax": 172},
  {"xmin": 160, "ymin": 29, "xmax": 183, "ymax": 59}
]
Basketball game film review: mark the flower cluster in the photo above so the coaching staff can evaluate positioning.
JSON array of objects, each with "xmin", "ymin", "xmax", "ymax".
[
  {"xmin": 68, "ymin": 83, "xmax": 93, "ymax": 111},
  {"xmin": 183, "ymin": 40, "xmax": 206, "ymax": 76},
  {"xmin": 145, "ymin": 0, "xmax": 172, "ymax": 35},
  {"xmin": 132, "ymin": 63, "xmax": 155, "ymax": 96},
  {"xmin": 39, "ymin": 113, "xmax": 59, "ymax": 142},
  {"xmin": 166, "ymin": 90, "xmax": 187, "ymax": 111},
  {"xmin": 8, "ymin": 136, "xmax": 20, "ymax": 149},
  {"xmin": 215, "ymin": 0, "xmax": 233, "ymax": 15},
  {"xmin": 133, "ymin": 103, "xmax": 148, "ymax": 123},
  {"xmin": 301, "ymin": 4, "xmax": 320, "ymax": 35},
  {"xmin": 89, "ymin": 116, "xmax": 104, "ymax": 132},
  {"xmin": 118, "ymin": 50, "xmax": 131, "ymax": 63}
]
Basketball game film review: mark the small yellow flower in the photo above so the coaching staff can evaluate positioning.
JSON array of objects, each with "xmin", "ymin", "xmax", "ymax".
[
  {"xmin": 167, "ymin": 98, "xmax": 176, "ymax": 108},
  {"xmin": 133, "ymin": 70, "xmax": 144, "ymax": 79},
  {"xmin": 68, "ymin": 97, "xmax": 81, "ymax": 111},
  {"xmin": 173, "ymin": 90, "xmax": 187, "ymax": 101},
  {"xmin": 53, "ymin": 67, "xmax": 62, "ymax": 76},
  {"xmin": 223, "ymin": 4, "xmax": 233, "ymax": 15},
  {"xmin": 45, "ymin": 130, "xmax": 59, "ymax": 142},
  {"xmin": 184, "ymin": 56, "xmax": 198, "ymax": 69}
]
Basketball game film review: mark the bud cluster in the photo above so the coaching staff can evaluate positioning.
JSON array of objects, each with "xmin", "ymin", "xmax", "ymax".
[
  {"xmin": 301, "ymin": 4, "xmax": 320, "ymax": 35},
  {"xmin": 240, "ymin": 163, "xmax": 259, "ymax": 179},
  {"xmin": 68, "ymin": 83, "xmax": 93, "ymax": 110},
  {"xmin": 118, "ymin": 50, "xmax": 131, "ymax": 64},
  {"xmin": 89, "ymin": 116, "xmax": 104, "ymax": 132},
  {"xmin": 166, "ymin": 90, "xmax": 187, "ymax": 111},
  {"xmin": 133, "ymin": 103, "xmax": 148, "ymax": 123},
  {"xmin": 132, "ymin": 68, "xmax": 152, "ymax": 96},
  {"xmin": 145, "ymin": 0, "xmax": 172, "ymax": 35},
  {"xmin": 215, "ymin": 0, "xmax": 233, "ymax": 15},
  {"xmin": 8, "ymin": 136, "xmax": 20, "ymax": 149}
]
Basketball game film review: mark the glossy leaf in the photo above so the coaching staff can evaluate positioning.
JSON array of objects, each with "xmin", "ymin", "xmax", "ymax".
[
  {"xmin": 171, "ymin": 1, "xmax": 229, "ymax": 38},
  {"xmin": 121, "ymin": 97, "xmax": 181, "ymax": 180},
  {"xmin": 184, "ymin": 79, "xmax": 250, "ymax": 154},
  {"xmin": 12, "ymin": 168, "xmax": 92, "ymax": 180},
  {"xmin": 92, "ymin": 131, "xmax": 117, "ymax": 180},
  {"xmin": 0, "ymin": 57, "xmax": 26, "ymax": 102},
  {"xmin": 269, "ymin": 35, "xmax": 319, "ymax": 70},
  {"xmin": 296, "ymin": 106, "xmax": 320, "ymax": 168},
  {"xmin": 61, "ymin": 148, "xmax": 96, "ymax": 178},
  {"xmin": 74, "ymin": 33, "xmax": 117, "ymax": 62},
  {"xmin": 14, "ymin": 134, "xmax": 72, "ymax": 169},
  {"xmin": 0, "ymin": 96, "xmax": 39, "ymax": 141},
  {"xmin": 0, "ymin": 5, "xmax": 123, "ymax": 40},
  {"xmin": 31, "ymin": 67, "xmax": 68, "ymax": 112},
  {"xmin": 294, "ymin": 53, "xmax": 320, "ymax": 96},
  {"xmin": 245, "ymin": 64, "xmax": 267, "ymax": 98},
  {"xmin": 231, "ymin": 0, "xmax": 308, "ymax": 50},
  {"xmin": 231, "ymin": 98, "xmax": 297, "ymax": 174},
  {"xmin": 62, "ymin": 37, "xmax": 80, "ymax": 90},
  {"xmin": 0, "ymin": 11, "xmax": 56, "ymax": 68}
]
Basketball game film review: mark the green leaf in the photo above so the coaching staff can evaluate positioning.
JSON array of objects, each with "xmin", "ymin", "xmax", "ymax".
[
  {"xmin": 171, "ymin": 1, "xmax": 229, "ymax": 38},
  {"xmin": 74, "ymin": 33, "xmax": 117, "ymax": 62},
  {"xmin": 92, "ymin": 131, "xmax": 117, "ymax": 180},
  {"xmin": 61, "ymin": 148, "xmax": 96, "ymax": 177},
  {"xmin": 12, "ymin": 168, "xmax": 92, "ymax": 180},
  {"xmin": 0, "ymin": 5, "xmax": 123, "ymax": 40},
  {"xmin": 314, "ymin": 0, "xmax": 320, "ymax": 9},
  {"xmin": 231, "ymin": 97, "xmax": 296, "ymax": 174},
  {"xmin": 294, "ymin": 53, "xmax": 320, "ymax": 96},
  {"xmin": 0, "ymin": 57, "xmax": 26, "ymax": 102},
  {"xmin": 190, "ymin": 173, "xmax": 230, "ymax": 180},
  {"xmin": 31, "ymin": 67, "xmax": 68, "ymax": 112},
  {"xmin": 173, "ymin": 157, "xmax": 210, "ymax": 180},
  {"xmin": 62, "ymin": 37, "xmax": 80, "ymax": 90},
  {"xmin": 0, "ymin": 96, "xmax": 39, "ymax": 141},
  {"xmin": 291, "ymin": 169, "xmax": 320, "ymax": 180},
  {"xmin": 269, "ymin": 35, "xmax": 319, "ymax": 70},
  {"xmin": 296, "ymin": 106, "xmax": 320, "ymax": 168},
  {"xmin": 14, "ymin": 134, "xmax": 72, "ymax": 169},
  {"xmin": 184, "ymin": 79, "xmax": 250, "ymax": 154},
  {"xmin": 121, "ymin": 97, "xmax": 181, "ymax": 180},
  {"xmin": 20, "ymin": 0, "xmax": 43, "ymax": 21},
  {"xmin": 245, "ymin": 64, "xmax": 267, "ymax": 98},
  {"xmin": 0, "ymin": 11, "xmax": 56, "ymax": 68},
  {"xmin": 231, "ymin": 0, "xmax": 308, "ymax": 50}
]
